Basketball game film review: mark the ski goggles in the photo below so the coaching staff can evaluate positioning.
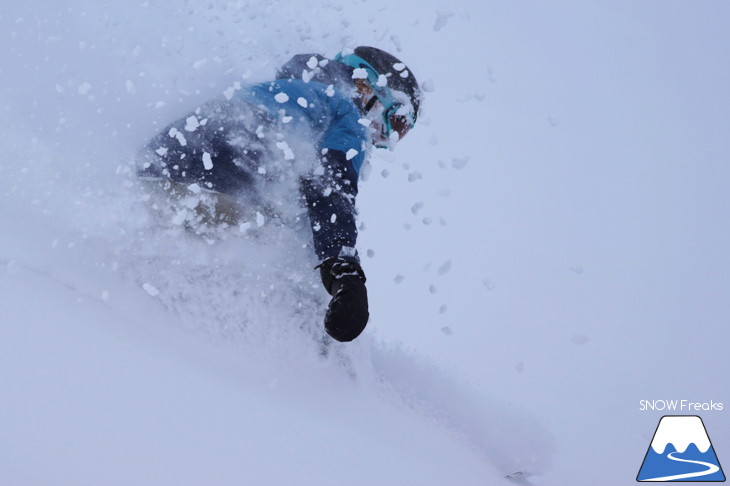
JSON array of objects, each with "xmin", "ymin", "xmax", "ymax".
[{"xmin": 335, "ymin": 53, "xmax": 416, "ymax": 141}]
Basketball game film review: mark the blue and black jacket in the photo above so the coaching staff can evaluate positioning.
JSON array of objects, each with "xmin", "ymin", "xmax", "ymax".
[{"xmin": 139, "ymin": 54, "xmax": 368, "ymax": 263}]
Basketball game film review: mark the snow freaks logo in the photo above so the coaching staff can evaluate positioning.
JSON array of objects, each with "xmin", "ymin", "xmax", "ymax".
[{"xmin": 637, "ymin": 415, "xmax": 725, "ymax": 482}]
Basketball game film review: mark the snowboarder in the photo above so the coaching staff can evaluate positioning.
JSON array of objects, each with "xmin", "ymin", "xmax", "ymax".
[{"xmin": 137, "ymin": 46, "xmax": 422, "ymax": 342}]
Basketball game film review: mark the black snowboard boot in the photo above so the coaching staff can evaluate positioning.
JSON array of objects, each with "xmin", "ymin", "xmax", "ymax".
[{"xmin": 318, "ymin": 258, "xmax": 369, "ymax": 342}]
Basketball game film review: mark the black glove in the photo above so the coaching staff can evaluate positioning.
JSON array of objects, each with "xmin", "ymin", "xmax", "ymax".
[{"xmin": 318, "ymin": 258, "xmax": 369, "ymax": 342}]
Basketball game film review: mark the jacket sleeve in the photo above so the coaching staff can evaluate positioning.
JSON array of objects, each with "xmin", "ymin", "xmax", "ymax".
[{"xmin": 301, "ymin": 149, "xmax": 360, "ymax": 264}]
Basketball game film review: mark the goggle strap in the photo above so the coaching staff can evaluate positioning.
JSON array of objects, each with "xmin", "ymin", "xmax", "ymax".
[
  {"xmin": 337, "ymin": 54, "xmax": 395, "ymax": 104},
  {"xmin": 363, "ymin": 95, "xmax": 378, "ymax": 114}
]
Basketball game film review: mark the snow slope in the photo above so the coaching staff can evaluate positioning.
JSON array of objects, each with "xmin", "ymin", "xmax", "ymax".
[{"xmin": 2, "ymin": 1, "xmax": 730, "ymax": 484}]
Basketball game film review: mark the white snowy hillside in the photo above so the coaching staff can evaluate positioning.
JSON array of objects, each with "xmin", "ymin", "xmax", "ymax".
[{"xmin": 2, "ymin": 1, "xmax": 729, "ymax": 485}]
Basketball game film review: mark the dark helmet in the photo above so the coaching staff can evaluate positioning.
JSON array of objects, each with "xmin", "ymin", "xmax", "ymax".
[{"xmin": 334, "ymin": 46, "xmax": 422, "ymax": 142}]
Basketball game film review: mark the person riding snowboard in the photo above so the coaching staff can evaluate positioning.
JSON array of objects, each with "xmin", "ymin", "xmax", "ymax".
[{"xmin": 137, "ymin": 46, "xmax": 422, "ymax": 342}]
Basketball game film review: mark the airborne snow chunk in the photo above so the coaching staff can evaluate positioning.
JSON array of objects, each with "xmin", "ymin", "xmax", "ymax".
[
  {"xmin": 223, "ymin": 81, "xmax": 241, "ymax": 100},
  {"xmin": 185, "ymin": 116, "xmax": 200, "ymax": 132},
  {"xmin": 434, "ymin": 10, "xmax": 455, "ymax": 32},
  {"xmin": 276, "ymin": 141, "xmax": 295, "ymax": 160},
  {"xmin": 168, "ymin": 127, "xmax": 187, "ymax": 146},
  {"xmin": 142, "ymin": 283, "xmax": 159, "ymax": 297},
  {"xmin": 202, "ymin": 152, "xmax": 213, "ymax": 170},
  {"xmin": 451, "ymin": 156, "xmax": 469, "ymax": 169},
  {"xmin": 505, "ymin": 471, "xmax": 527, "ymax": 480},
  {"xmin": 438, "ymin": 260, "xmax": 452, "ymax": 275}
]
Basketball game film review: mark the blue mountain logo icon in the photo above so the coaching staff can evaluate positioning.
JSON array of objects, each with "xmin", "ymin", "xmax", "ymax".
[{"xmin": 637, "ymin": 415, "xmax": 725, "ymax": 482}]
